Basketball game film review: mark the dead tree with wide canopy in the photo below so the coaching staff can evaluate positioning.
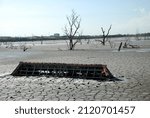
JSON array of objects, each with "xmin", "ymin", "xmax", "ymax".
[
  {"xmin": 64, "ymin": 10, "xmax": 81, "ymax": 50},
  {"xmin": 99, "ymin": 25, "xmax": 112, "ymax": 45}
]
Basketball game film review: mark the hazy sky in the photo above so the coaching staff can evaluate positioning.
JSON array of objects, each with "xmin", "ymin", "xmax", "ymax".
[{"xmin": 0, "ymin": 0, "xmax": 150, "ymax": 36}]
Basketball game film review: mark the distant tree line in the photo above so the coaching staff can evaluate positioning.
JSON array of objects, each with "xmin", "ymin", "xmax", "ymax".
[{"xmin": 0, "ymin": 33, "xmax": 150, "ymax": 42}]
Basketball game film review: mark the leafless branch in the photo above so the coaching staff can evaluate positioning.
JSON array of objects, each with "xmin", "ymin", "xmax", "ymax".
[{"xmin": 106, "ymin": 25, "xmax": 112, "ymax": 36}]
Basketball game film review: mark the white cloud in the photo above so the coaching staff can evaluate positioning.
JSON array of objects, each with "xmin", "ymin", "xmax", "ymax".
[{"xmin": 133, "ymin": 8, "xmax": 146, "ymax": 14}]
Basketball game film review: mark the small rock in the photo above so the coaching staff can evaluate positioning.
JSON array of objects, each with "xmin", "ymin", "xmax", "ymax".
[
  {"xmin": 58, "ymin": 87, "xmax": 61, "ymax": 89},
  {"xmin": 10, "ymin": 96, "xmax": 14, "ymax": 99}
]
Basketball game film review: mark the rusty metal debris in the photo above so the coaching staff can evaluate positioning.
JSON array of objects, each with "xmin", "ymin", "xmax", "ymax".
[{"xmin": 11, "ymin": 62, "xmax": 115, "ymax": 80}]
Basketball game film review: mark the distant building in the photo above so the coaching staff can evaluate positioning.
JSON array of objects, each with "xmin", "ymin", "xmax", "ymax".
[{"xmin": 54, "ymin": 33, "xmax": 60, "ymax": 37}]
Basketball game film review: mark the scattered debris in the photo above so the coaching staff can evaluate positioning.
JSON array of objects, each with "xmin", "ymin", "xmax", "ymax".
[{"xmin": 123, "ymin": 43, "xmax": 140, "ymax": 49}]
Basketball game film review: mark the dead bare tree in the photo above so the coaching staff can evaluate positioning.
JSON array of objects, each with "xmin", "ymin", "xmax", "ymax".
[
  {"xmin": 64, "ymin": 10, "xmax": 81, "ymax": 50},
  {"xmin": 99, "ymin": 25, "xmax": 112, "ymax": 45}
]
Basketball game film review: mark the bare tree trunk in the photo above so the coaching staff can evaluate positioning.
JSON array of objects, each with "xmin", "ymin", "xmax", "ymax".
[
  {"xmin": 118, "ymin": 42, "xmax": 122, "ymax": 51},
  {"xmin": 69, "ymin": 39, "xmax": 73, "ymax": 50}
]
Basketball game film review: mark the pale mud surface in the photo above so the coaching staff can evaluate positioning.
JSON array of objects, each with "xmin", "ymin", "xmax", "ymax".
[{"xmin": 0, "ymin": 40, "xmax": 150, "ymax": 101}]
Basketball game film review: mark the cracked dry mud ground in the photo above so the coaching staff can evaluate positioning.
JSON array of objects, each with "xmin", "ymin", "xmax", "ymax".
[
  {"xmin": 0, "ymin": 43, "xmax": 150, "ymax": 101},
  {"xmin": 0, "ymin": 75, "xmax": 149, "ymax": 101}
]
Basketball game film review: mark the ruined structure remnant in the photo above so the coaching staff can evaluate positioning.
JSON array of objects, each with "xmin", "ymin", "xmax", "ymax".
[{"xmin": 12, "ymin": 62, "xmax": 115, "ymax": 81}]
